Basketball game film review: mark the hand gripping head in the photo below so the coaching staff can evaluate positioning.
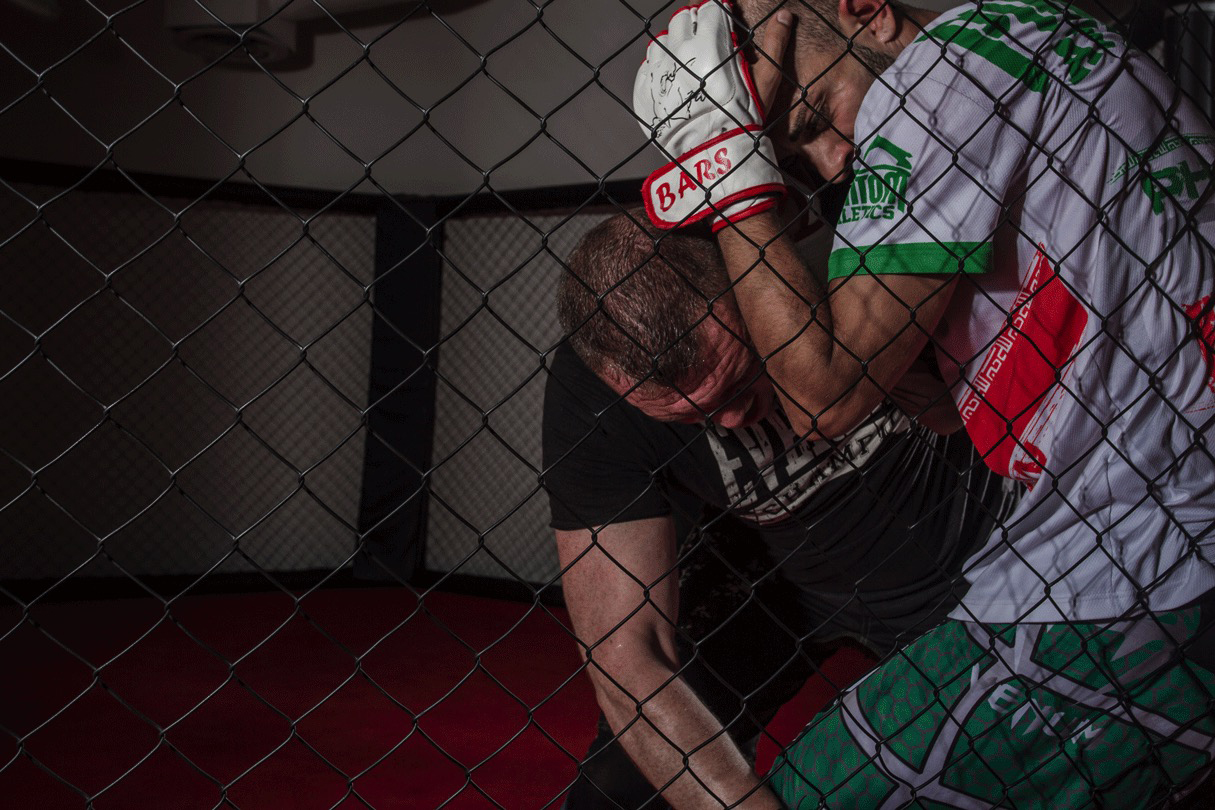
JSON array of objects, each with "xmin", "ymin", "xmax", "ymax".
[{"xmin": 633, "ymin": 0, "xmax": 785, "ymax": 229}]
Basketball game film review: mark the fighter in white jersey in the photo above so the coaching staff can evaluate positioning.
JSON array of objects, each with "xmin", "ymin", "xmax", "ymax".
[
  {"xmin": 630, "ymin": 0, "xmax": 1215, "ymax": 806},
  {"xmin": 826, "ymin": 0, "xmax": 1215, "ymax": 625}
]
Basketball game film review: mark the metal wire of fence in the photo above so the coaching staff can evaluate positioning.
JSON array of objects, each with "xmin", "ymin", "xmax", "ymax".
[
  {"xmin": 3, "ymin": 0, "xmax": 1215, "ymax": 806},
  {"xmin": 0, "ymin": 180, "xmax": 376, "ymax": 583}
]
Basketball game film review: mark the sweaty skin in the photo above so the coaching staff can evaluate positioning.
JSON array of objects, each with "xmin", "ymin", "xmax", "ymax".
[{"xmin": 602, "ymin": 300, "xmax": 959, "ymax": 434}]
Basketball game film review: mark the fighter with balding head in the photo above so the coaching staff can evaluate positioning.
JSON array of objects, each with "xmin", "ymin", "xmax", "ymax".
[{"xmin": 545, "ymin": 209, "xmax": 1013, "ymax": 809}]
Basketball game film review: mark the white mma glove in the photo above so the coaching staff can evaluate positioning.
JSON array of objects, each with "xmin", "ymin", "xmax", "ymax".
[{"xmin": 633, "ymin": 0, "xmax": 785, "ymax": 231}]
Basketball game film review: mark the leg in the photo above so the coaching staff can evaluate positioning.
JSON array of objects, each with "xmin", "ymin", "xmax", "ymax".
[{"xmin": 771, "ymin": 595, "xmax": 1215, "ymax": 809}]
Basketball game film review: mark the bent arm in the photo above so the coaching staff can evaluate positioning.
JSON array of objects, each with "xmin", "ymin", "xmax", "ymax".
[
  {"xmin": 887, "ymin": 346, "xmax": 963, "ymax": 435},
  {"xmin": 557, "ymin": 518, "xmax": 782, "ymax": 809},
  {"xmin": 717, "ymin": 212, "xmax": 957, "ymax": 439}
]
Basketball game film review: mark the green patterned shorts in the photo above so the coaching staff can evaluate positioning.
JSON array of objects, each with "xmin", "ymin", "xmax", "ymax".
[{"xmin": 771, "ymin": 607, "xmax": 1215, "ymax": 808}]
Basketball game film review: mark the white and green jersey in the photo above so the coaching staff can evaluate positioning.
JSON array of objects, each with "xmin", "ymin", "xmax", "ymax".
[{"xmin": 829, "ymin": 0, "xmax": 1215, "ymax": 623}]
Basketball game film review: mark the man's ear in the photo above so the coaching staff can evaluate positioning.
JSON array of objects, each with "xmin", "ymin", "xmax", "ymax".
[{"xmin": 836, "ymin": 0, "xmax": 899, "ymax": 45}]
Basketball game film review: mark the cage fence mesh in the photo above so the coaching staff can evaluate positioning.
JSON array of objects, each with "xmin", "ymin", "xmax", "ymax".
[
  {"xmin": 2, "ymin": 0, "xmax": 1215, "ymax": 807},
  {"xmin": 427, "ymin": 211, "xmax": 609, "ymax": 585},
  {"xmin": 0, "ymin": 182, "xmax": 375, "ymax": 581}
]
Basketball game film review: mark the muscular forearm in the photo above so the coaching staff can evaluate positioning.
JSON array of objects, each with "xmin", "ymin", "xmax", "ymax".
[
  {"xmin": 557, "ymin": 521, "xmax": 784, "ymax": 808},
  {"xmin": 717, "ymin": 212, "xmax": 955, "ymax": 439},
  {"xmin": 590, "ymin": 656, "xmax": 783, "ymax": 809}
]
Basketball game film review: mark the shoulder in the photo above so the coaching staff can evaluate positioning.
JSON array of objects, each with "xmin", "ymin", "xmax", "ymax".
[
  {"xmin": 543, "ymin": 343, "xmax": 657, "ymax": 457},
  {"xmin": 895, "ymin": 0, "xmax": 1127, "ymax": 101},
  {"xmin": 851, "ymin": 39, "xmax": 1033, "ymax": 175},
  {"xmin": 542, "ymin": 345, "xmax": 682, "ymax": 528},
  {"xmin": 862, "ymin": 34, "xmax": 1000, "ymax": 129},
  {"xmin": 545, "ymin": 343, "xmax": 613, "ymax": 415}
]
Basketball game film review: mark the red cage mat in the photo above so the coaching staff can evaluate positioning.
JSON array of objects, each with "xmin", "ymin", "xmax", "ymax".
[{"xmin": 1, "ymin": 587, "xmax": 870, "ymax": 808}]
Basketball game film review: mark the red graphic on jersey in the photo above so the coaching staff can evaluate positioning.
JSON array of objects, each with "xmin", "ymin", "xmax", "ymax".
[
  {"xmin": 1185, "ymin": 295, "xmax": 1215, "ymax": 395},
  {"xmin": 957, "ymin": 247, "xmax": 1088, "ymax": 484}
]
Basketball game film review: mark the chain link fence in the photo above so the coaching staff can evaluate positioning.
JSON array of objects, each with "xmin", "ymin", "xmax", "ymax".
[
  {"xmin": 4, "ymin": 0, "xmax": 1215, "ymax": 806},
  {"xmin": 428, "ymin": 211, "xmax": 610, "ymax": 585},
  {"xmin": 1, "ymin": 179, "xmax": 376, "ymax": 584}
]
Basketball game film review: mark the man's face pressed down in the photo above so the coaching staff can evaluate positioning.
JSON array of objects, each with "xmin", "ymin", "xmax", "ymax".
[
  {"xmin": 605, "ymin": 314, "xmax": 777, "ymax": 430},
  {"xmin": 769, "ymin": 51, "xmax": 879, "ymax": 186}
]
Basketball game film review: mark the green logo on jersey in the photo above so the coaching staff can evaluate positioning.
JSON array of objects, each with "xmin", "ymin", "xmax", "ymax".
[
  {"xmin": 1142, "ymin": 158, "xmax": 1212, "ymax": 215},
  {"xmin": 925, "ymin": 0, "xmax": 1117, "ymax": 93},
  {"xmin": 1109, "ymin": 134, "xmax": 1215, "ymax": 184},
  {"xmin": 839, "ymin": 137, "xmax": 913, "ymax": 224}
]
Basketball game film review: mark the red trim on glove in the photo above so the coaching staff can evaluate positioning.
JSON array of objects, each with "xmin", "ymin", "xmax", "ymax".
[
  {"xmin": 672, "ymin": 125, "xmax": 764, "ymax": 165},
  {"xmin": 709, "ymin": 194, "xmax": 782, "ymax": 232},
  {"xmin": 673, "ymin": 0, "xmax": 721, "ymax": 18},
  {"xmin": 642, "ymin": 126, "xmax": 775, "ymax": 229}
]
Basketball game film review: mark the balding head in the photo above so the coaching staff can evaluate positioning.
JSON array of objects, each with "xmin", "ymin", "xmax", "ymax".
[{"xmin": 558, "ymin": 210, "xmax": 737, "ymax": 388}]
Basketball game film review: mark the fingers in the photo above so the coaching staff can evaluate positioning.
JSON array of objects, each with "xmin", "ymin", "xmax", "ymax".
[
  {"xmin": 642, "ymin": 30, "xmax": 668, "ymax": 76},
  {"xmin": 752, "ymin": 9, "xmax": 793, "ymax": 112},
  {"xmin": 666, "ymin": 2, "xmax": 698, "ymax": 42}
]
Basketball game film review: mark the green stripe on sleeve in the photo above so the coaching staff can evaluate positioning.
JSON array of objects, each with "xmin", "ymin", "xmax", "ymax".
[{"xmin": 827, "ymin": 242, "xmax": 992, "ymax": 280}]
